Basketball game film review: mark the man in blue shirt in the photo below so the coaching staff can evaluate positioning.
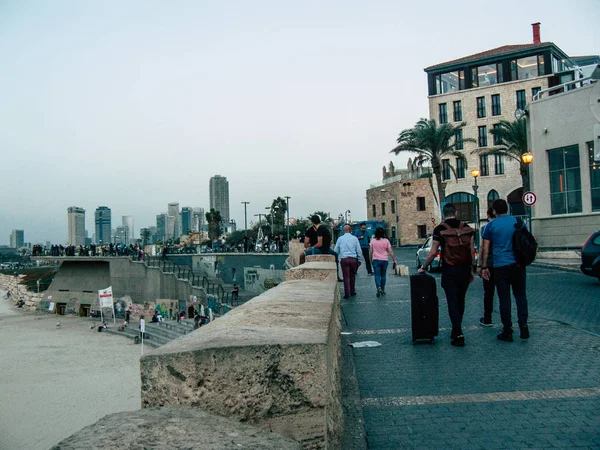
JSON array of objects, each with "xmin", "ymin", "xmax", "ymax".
[
  {"xmin": 354, "ymin": 222, "xmax": 374, "ymax": 275},
  {"xmin": 479, "ymin": 199, "xmax": 529, "ymax": 342},
  {"xmin": 335, "ymin": 225, "xmax": 364, "ymax": 299}
]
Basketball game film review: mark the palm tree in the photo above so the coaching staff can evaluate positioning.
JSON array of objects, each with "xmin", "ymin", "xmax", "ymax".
[
  {"xmin": 205, "ymin": 209, "xmax": 222, "ymax": 242},
  {"xmin": 391, "ymin": 118, "xmax": 474, "ymax": 206},
  {"xmin": 140, "ymin": 229, "xmax": 151, "ymax": 247},
  {"xmin": 475, "ymin": 118, "xmax": 529, "ymax": 188}
]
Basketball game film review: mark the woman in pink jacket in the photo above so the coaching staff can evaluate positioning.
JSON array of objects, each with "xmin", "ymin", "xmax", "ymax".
[{"xmin": 370, "ymin": 227, "xmax": 397, "ymax": 297}]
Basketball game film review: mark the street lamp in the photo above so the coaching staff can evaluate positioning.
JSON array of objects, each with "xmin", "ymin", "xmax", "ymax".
[
  {"xmin": 284, "ymin": 196, "xmax": 291, "ymax": 246},
  {"xmin": 471, "ymin": 169, "xmax": 480, "ymax": 240},
  {"xmin": 345, "ymin": 209, "xmax": 351, "ymax": 223},
  {"xmin": 380, "ymin": 188, "xmax": 399, "ymax": 246},
  {"xmin": 521, "ymin": 152, "xmax": 534, "ymax": 232},
  {"xmin": 265, "ymin": 206, "xmax": 278, "ymax": 236},
  {"xmin": 241, "ymin": 202, "xmax": 250, "ymax": 231}
]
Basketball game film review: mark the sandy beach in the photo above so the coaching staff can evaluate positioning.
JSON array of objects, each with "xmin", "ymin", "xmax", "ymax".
[{"xmin": 0, "ymin": 289, "xmax": 148, "ymax": 450}]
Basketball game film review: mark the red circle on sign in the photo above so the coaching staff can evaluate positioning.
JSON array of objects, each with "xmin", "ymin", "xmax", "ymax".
[{"xmin": 522, "ymin": 191, "xmax": 537, "ymax": 206}]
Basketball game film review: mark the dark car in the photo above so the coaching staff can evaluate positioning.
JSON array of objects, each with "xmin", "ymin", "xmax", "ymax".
[{"xmin": 580, "ymin": 231, "xmax": 600, "ymax": 281}]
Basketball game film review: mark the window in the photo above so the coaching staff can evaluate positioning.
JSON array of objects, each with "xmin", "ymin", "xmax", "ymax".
[
  {"xmin": 456, "ymin": 158, "xmax": 465, "ymax": 179},
  {"xmin": 532, "ymin": 87, "xmax": 541, "ymax": 99},
  {"xmin": 439, "ymin": 103, "xmax": 448, "ymax": 124},
  {"xmin": 552, "ymin": 55, "xmax": 566, "ymax": 73},
  {"xmin": 492, "ymin": 123, "xmax": 503, "ymax": 146},
  {"xmin": 516, "ymin": 90, "xmax": 527, "ymax": 111},
  {"xmin": 455, "ymin": 129, "xmax": 463, "ymax": 150},
  {"xmin": 475, "ymin": 63, "xmax": 503, "ymax": 87},
  {"xmin": 589, "ymin": 141, "xmax": 600, "ymax": 211},
  {"xmin": 417, "ymin": 197, "xmax": 426, "ymax": 211},
  {"xmin": 442, "ymin": 159, "xmax": 451, "ymax": 180},
  {"xmin": 471, "ymin": 68, "xmax": 478, "ymax": 88},
  {"xmin": 495, "ymin": 154, "xmax": 505, "ymax": 175},
  {"xmin": 381, "ymin": 202, "xmax": 386, "ymax": 216},
  {"xmin": 458, "ymin": 70, "xmax": 465, "ymax": 90},
  {"xmin": 487, "ymin": 190, "xmax": 499, "ymax": 209},
  {"xmin": 510, "ymin": 55, "xmax": 544, "ymax": 80},
  {"xmin": 478, "ymin": 126, "xmax": 488, "ymax": 147},
  {"xmin": 434, "ymin": 71, "xmax": 460, "ymax": 94},
  {"xmin": 391, "ymin": 200, "xmax": 396, "ymax": 214},
  {"xmin": 549, "ymin": 145, "xmax": 582, "ymax": 214},
  {"xmin": 444, "ymin": 192, "xmax": 475, "ymax": 222},
  {"xmin": 372, "ymin": 204, "xmax": 376, "ymax": 217},
  {"xmin": 491, "ymin": 94, "xmax": 501, "ymax": 116},
  {"xmin": 418, "ymin": 225, "xmax": 427, "ymax": 239},
  {"xmin": 476, "ymin": 97, "xmax": 486, "ymax": 118},
  {"xmin": 453, "ymin": 101, "xmax": 462, "ymax": 121},
  {"xmin": 480, "ymin": 155, "xmax": 489, "ymax": 176}
]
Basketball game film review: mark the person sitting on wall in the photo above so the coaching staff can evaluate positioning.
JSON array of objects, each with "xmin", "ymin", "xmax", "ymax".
[
  {"xmin": 151, "ymin": 313, "xmax": 159, "ymax": 323},
  {"xmin": 97, "ymin": 322, "xmax": 108, "ymax": 332}
]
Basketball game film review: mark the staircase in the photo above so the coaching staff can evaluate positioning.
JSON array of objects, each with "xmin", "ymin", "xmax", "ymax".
[{"xmin": 105, "ymin": 319, "xmax": 198, "ymax": 348}]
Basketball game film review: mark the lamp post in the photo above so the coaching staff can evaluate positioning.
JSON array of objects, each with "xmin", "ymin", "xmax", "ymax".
[
  {"xmin": 284, "ymin": 196, "xmax": 291, "ymax": 246},
  {"xmin": 521, "ymin": 152, "xmax": 534, "ymax": 233},
  {"xmin": 380, "ymin": 188, "xmax": 399, "ymax": 246},
  {"xmin": 345, "ymin": 209, "xmax": 351, "ymax": 224},
  {"xmin": 265, "ymin": 206, "xmax": 277, "ymax": 236},
  {"xmin": 471, "ymin": 169, "xmax": 480, "ymax": 241},
  {"xmin": 241, "ymin": 201, "xmax": 250, "ymax": 231},
  {"xmin": 254, "ymin": 213, "xmax": 264, "ymax": 233}
]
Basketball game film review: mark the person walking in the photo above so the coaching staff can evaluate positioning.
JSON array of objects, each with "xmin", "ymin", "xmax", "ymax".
[
  {"xmin": 479, "ymin": 207, "xmax": 496, "ymax": 327},
  {"xmin": 479, "ymin": 199, "xmax": 529, "ymax": 342},
  {"xmin": 354, "ymin": 222, "xmax": 374, "ymax": 275},
  {"xmin": 418, "ymin": 203, "xmax": 475, "ymax": 347},
  {"xmin": 334, "ymin": 225, "xmax": 364, "ymax": 299},
  {"xmin": 370, "ymin": 226, "xmax": 397, "ymax": 297}
]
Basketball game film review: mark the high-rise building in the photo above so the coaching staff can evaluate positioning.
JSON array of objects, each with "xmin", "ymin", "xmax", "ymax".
[
  {"xmin": 9, "ymin": 230, "xmax": 24, "ymax": 248},
  {"xmin": 209, "ymin": 175, "xmax": 230, "ymax": 223},
  {"xmin": 167, "ymin": 202, "xmax": 181, "ymax": 239},
  {"xmin": 181, "ymin": 207, "xmax": 193, "ymax": 235},
  {"xmin": 192, "ymin": 207, "xmax": 205, "ymax": 232},
  {"xmin": 67, "ymin": 206, "xmax": 86, "ymax": 246},
  {"xmin": 156, "ymin": 214, "xmax": 167, "ymax": 242},
  {"xmin": 122, "ymin": 216, "xmax": 134, "ymax": 243},
  {"xmin": 115, "ymin": 225, "xmax": 129, "ymax": 244},
  {"xmin": 94, "ymin": 206, "xmax": 112, "ymax": 244}
]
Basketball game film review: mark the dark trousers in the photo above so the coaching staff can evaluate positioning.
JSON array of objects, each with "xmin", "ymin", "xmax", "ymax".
[
  {"xmin": 341, "ymin": 258, "xmax": 359, "ymax": 297},
  {"xmin": 494, "ymin": 263, "xmax": 528, "ymax": 331},
  {"xmin": 441, "ymin": 264, "xmax": 472, "ymax": 338},
  {"xmin": 483, "ymin": 267, "xmax": 495, "ymax": 322},
  {"xmin": 361, "ymin": 248, "xmax": 373, "ymax": 274}
]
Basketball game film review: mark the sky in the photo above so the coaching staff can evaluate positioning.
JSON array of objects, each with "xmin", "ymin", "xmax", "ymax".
[{"xmin": 0, "ymin": 0, "xmax": 598, "ymax": 245}]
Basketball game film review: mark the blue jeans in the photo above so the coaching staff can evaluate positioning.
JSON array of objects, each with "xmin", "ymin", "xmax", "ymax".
[
  {"xmin": 494, "ymin": 263, "xmax": 528, "ymax": 331},
  {"xmin": 372, "ymin": 259, "xmax": 388, "ymax": 291}
]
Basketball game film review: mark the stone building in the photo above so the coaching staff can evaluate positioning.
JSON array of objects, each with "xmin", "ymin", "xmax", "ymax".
[
  {"xmin": 526, "ymin": 65, "xmax": 600, "ymax": 248},
  {"xmin": 424, "ymin": 23, "xmax": 575, "ymax": 224},
  {"xmin": 366, "ymin": 161, "xmax": 436, "ymax": 245}
]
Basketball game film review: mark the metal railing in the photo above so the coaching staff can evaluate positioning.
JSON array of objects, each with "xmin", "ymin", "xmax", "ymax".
[{"xmin": 533, "ymin": 76, "xmax": 597, "ymax": 101}]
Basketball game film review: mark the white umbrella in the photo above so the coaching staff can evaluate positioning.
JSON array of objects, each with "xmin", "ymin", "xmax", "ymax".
[
  {"xmin": 200, "ymin": 304, "xmax": 205, "ymax": 317},
  {"xmin": 208, "ymin": 308, "xmax": 214, "ymax": 322}
]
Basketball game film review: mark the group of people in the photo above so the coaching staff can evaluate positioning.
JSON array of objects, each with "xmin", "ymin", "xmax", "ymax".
[
  {"xmin": 38, "ymin": 243, "xmax": 144, "ymax": 258},
  {"xmin": 418, "ymin": 199, "xmax": 529, "ymax": 346}
]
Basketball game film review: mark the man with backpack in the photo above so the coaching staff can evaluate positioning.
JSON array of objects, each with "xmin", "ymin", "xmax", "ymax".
[
  {"xmin": 418, "ymin": 203, "xmax": 475, "ymax": 347},
  {"xmin": 479, "ymin": 199, "xmax": 533, "ymax": 342}
]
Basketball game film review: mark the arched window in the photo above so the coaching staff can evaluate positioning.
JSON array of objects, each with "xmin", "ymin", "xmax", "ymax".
[
  {"xmin": 444, "ymin": 192, "xmax": 476, "ymax": 222},
  {"xmin": 487, "ymin": 190, "xmax": 499, "ymax": 209}
]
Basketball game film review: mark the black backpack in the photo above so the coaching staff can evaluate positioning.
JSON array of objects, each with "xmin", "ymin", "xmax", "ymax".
[{"xmin": 512, "ymin": 218, "xmax": 537, "ymax": 266}]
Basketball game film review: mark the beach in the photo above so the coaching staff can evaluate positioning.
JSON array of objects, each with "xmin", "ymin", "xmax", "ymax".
[{"xmin": 0, "ymin": 289, "xmax": 147, "ymax": 450}]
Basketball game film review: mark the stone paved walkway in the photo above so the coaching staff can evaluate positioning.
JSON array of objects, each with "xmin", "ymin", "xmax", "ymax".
[{"xmin": 341, "ymin": 248, "xmax": 600, "ymax": 450}]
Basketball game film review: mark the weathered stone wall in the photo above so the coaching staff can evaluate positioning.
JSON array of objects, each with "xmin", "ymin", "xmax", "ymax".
[
  {"xmin": 0, "ymin": 274, "xmax": 42, "ymax": 311},
  {"xmin": 140, "ymin": 259, "xmax": 341, "ymax": 449}
]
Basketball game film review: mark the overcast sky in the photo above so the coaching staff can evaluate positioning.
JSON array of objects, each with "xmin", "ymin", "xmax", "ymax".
[{"xmin": 1, "ymin": 0, "xmax": 598, "ymax": 245}]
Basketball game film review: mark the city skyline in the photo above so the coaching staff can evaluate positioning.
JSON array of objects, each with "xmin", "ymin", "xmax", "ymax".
[{"xmin": 1, "ymin": 1, "xmax": 598, "ymax": 245}]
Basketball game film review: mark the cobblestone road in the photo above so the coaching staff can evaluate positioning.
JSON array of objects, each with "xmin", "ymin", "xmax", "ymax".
[{"xmin": 342, "ymin": 248, "xmax": 600, "ymax": 449}]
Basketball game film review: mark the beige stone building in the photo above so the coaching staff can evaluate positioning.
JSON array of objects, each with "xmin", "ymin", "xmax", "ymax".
[
  {"xmin": 424, "ymin": 23, "xmax": 573, "ymax": 225},
  {"xmin": 526, "ymin": 66, "xmax": 600, "ymax": 248},
  {"xmin": 366, "ymin": 161, "xmax": 437, "ymax": 245}
]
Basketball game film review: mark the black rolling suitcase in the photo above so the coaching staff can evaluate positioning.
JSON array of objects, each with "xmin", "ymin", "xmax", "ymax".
[{"xmin": 410, "ymin": 273, "xmax": 439, "ymax": 344}]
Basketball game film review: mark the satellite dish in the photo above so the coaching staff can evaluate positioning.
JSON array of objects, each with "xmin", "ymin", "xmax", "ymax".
[{"xmin": 515, "ymin": 108, "xmax": 528, "ymax": 120}]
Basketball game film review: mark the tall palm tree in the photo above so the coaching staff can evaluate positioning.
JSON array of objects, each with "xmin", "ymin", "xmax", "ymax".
[
  {"xmin": 205, "ymin": 209, "xmax": 222, "ymax": 242},
  {"xmin": 475, "ymin": 118, "xmax": 529, "ymax": 188},
  {"xmin": 391, "ymin": 118, "xmax": 474, "ymax": 206},
  {"xmin": 140, "ymin": 228, "xmax": 151, "ymax": 247}
]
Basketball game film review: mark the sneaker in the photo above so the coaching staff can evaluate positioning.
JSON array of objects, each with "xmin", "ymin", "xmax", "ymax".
[
  {"xmin": 497, "ymin": 330, "xmax": 514, "ymax": 342},
  {"xmin": 376, "ymin": 288, "xmax": 381, "ymax": 298},
  {"xmin": 479, "ymin": 317, "xmax": 493, "ymax": 327},
  {"xmin": 451, "ymin": 335, "xmax": 465, "ymax": 347},
  {"xmin": 338, "ymin": 278, "xmax": 344, "ymax": 282},
  {"xmin": 342, "ymin": 295, "xmax": 349, "ymax": 300},
  {"xmin": 520, "ymin": 325, "xmax": 530, "ymax": 339},
  {"xmin": 368, "ymin": 272, "xmax": 374, "ymax": 276},
  {"xmin": 381, "ymin": 290, "xmax": 386, "ymax": 296}
]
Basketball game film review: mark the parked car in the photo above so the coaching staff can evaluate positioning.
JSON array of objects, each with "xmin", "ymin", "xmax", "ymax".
[
  {"xmin": 580, "ymin": 231, "xmax": 600, "ymax": 281},
  {"xmin": 416, "ymin": 236, "xmax": 478, "ymax": 272}
]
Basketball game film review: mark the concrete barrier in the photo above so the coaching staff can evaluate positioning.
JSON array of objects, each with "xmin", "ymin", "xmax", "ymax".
[{"xmin": 139, "ymin": 259, "xmax": 341, "ymax": 448}]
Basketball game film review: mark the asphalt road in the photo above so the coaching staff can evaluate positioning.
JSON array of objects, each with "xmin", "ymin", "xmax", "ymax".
[{"xmin": 341, "ymin": 247, "xmax": 600, "ymax": 450}]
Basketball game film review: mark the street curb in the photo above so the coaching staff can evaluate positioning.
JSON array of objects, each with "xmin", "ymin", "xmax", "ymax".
[{"xmin": 531, "ymin": 262, "xmax": 581, "ymax": 273}]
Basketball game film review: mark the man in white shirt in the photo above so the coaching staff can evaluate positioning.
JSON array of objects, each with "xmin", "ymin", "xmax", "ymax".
[{"xmin": 334, "ymin": 225, "xmax": 364, "ymax": 299}]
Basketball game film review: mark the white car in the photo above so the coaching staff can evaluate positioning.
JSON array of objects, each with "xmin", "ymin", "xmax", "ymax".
[{"xmin": 416, "ymin": 236, "xmax": 478, "ymax": 272}]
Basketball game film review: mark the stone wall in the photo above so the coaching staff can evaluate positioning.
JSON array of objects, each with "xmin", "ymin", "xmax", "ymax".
[
  {"xmin": 0, "ymin": 274, "xmax": 42, "ymax": 311},
  {"xmin": 140, "ymin": 257, "xmax": 341, "ymax": 448}
]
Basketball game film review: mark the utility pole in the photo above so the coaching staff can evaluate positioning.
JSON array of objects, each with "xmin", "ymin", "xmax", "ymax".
[
  {"xmin": 241, "ymin": 201, "xmax": 250, "ymax": 231},
  {"xmin": 284, "ymin": 196, "xmax": 291, "ymax": 246}
]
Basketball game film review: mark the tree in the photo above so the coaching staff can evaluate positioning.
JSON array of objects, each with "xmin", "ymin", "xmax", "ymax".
[
  {"xmin": 391, "ymin": 118, "xmax": 474, "ymax": 207},
  {"xmin": 205, "ymin": 209, "xmax": 222, "ymax": 242},
  {"xmin": 268, "ymin": 197, "xmax": 288, "ymax": 233},
  {"xmin": 308, "ymin": 211, "xmax": 333, "ymax": 224},
  {"xmin": 140, "ymin": 229, "xmax": 151, "ymax": 247},
  {"xmin": 476, "ymin": 118, "xmax": 529, "ymax": 188}
]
